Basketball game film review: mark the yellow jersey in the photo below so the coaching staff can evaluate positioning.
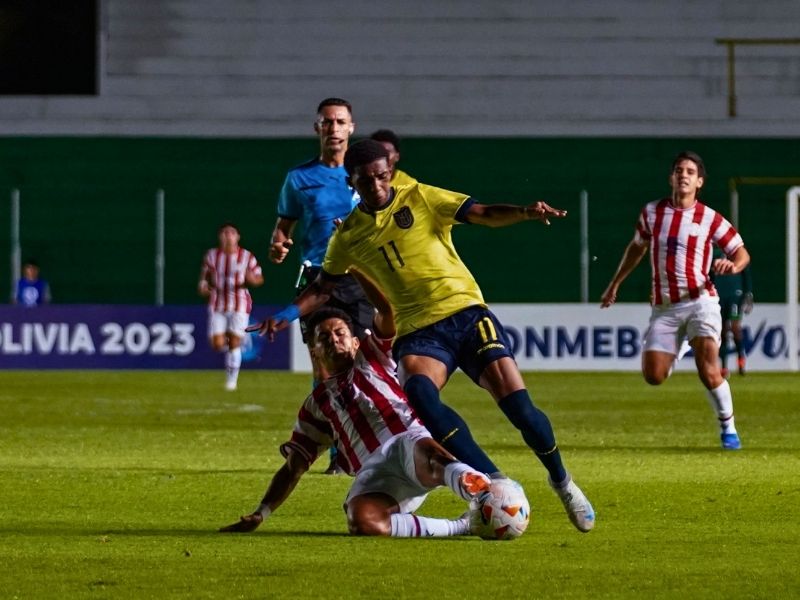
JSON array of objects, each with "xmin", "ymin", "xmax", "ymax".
[
  {"xmin": 391, "ymin": 168, "xmax": 417, "ymax": 187},
  {"xmin": 323, "ymin": 182, "xmax": 485, "ymax": 337}
]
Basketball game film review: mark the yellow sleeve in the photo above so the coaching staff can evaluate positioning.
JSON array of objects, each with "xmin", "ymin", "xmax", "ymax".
[{"xmin": 417, "ymin": 183, "xmax": 471, "ymax": 224}]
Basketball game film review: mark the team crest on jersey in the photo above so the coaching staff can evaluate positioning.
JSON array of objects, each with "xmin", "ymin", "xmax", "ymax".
[{"xmin": 393, "ymin": 206, "xmax": 414, "ymax": 229}]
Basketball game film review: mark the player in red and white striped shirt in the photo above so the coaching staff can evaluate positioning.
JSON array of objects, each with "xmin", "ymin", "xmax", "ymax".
[
  {"xmin": 198, "ymin": 223, "xmax": 264, "ymax": 391},
  {"xmin": 601, "ymin": 152, "xmax": 750, "ymax": 450},
  {"xmin": 220, "ymin": 272, "xmax": 492, "ymax": 538}
]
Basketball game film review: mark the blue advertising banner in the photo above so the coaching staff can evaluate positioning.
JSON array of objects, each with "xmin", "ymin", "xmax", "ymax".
[{"xmin": 0, "ymin": 305, "xmax": 289, "ymax": 369}]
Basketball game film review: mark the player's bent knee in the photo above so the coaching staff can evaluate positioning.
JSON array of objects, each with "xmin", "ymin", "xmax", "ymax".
[
  {"xmin": 346, "ymin": 495, "xmax": 394, "ymax": 536},
  {"xmin": 347, "ymin": 516, "xmax": 390, "ymax": 536},
  {"xmin": 643, "ymin": 370, "xmax": 668, "ymax": 386}
]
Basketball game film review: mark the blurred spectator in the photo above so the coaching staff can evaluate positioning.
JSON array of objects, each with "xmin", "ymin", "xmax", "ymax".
[
  {"xmin": 14, "ymin": 259, "xmax": 51, "ymax": 307},
  {"xmin": 712, "ymin": 252, "xmax": 753, "ymax": 377}
]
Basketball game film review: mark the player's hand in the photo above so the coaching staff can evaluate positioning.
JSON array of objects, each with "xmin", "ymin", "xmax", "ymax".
[
  {"xmin": 270, "ymin": 239, "xmax": 293, "ymax": 264},
  {"xmin": 600, "ymin": 283, "xmax": 619, "ymax": 308},
  {"xmin": 244, "ymin": 269, "xmax": 264, "ymax": 287},
  {"xmin": 712, "ymin": 257, "xmax": 736, "ymax": 275},
  {"xmin": 526, "ymin": 201, "xmax": 567, "ymax": 225},
  {"xmin": 219, "ymin": 513, "xmax": 263, "ymax": 533},
  {"xmin": 246, "ymin": 316, "xmax": 291, "ymax": 341},
  {"xmin": 742, "ymin": 292, "xmax": 754, "ymax": 315}
]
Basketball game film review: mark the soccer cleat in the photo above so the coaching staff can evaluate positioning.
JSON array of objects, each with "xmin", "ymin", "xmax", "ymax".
[
  {"xmin": 219, "ymin": 513, "xmax": 263, "ymax": 533},
  {"xmin": 721, "ymin": 432, "xmax": 742, "ymax": 450},
  {"xmin": 225, "ymin": 380, "xmax": 238, "ymax": 391},
  {"xmin": 720, "ymin": 367, "xmax": 730, "ymax": 379},
  {"xmin": 323, "ymin": 459, "xmax": 345, "ymax": 475},
  {"xmin": 550, "ymin": 477, "xmax": 595, "ymax": 533},
  {"xmin": 459, "ymin": 472, "xmax": 491, "ymax": 498},
  {"xmin": 737, "ymin": 357, "xmax": 746, "ymax": 376}
]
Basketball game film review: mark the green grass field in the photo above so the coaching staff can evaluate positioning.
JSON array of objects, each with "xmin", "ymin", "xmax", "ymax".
[{"xmin": 1, "ymin": 370, "xmax": 798, "ymax": 599}]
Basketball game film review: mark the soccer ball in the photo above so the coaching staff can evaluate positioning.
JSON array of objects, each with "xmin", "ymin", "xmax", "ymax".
[{"xmin": 469, "ymin": 479, "xmax": 530, "ymax": 540}]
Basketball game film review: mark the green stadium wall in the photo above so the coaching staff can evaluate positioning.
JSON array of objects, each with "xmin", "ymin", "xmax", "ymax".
[{"xmin": 0, "ymin": 137, "xmax": 797, "ymax": 305}]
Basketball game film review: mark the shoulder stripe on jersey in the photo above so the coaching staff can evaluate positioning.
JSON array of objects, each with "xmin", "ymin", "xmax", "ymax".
[{"xmin": 717, "ymin": 227, "xmax": 738, "ymax": 250}]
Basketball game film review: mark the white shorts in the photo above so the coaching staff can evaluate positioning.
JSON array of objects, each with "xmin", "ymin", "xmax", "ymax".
[
  {"xmin": 208, "ymin": 310, "xmax": 249, "ymax": 338},
  {"xmin": 643, "ymin": 295, "xmax": 722, "ymax": 356},
  {"xmin": 345, "ymin": 427, "xmax": 433, "ymax": 514}
]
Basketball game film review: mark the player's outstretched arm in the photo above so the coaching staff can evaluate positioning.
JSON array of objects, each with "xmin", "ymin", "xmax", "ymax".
[
  {"xmin": 219, "ymin": 450, "xmax": 310, "ymax": 533},
  {"xmin": 465, "ymin": 201, "xmax": 567, "ymax": 227},
  {"xmin": 248, "ymin": 275, "xmax": 336, "ymax": 340},
  {"xmin": 600, "ymin": 239, "xmax": 648, "ymax": 308}
]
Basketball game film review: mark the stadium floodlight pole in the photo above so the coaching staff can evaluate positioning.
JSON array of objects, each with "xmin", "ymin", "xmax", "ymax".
[
  {"xmin": 579, "ymin": 189, "xmax": 589, "ymax": 303},
  {"xmin": 787, "ymin": 186, "xmax": 799, "ymax": 371},
  {"xmin": 10, "ymin": 188, "xmax": 21, "ymax": 301},
  {"xmin": 155, "ymin": 188, "xmax": 165, "ymax": 306}
]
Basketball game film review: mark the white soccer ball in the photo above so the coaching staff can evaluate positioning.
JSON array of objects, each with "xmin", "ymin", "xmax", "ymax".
[{"xmin": 469, "ymin": 479, "xmax": 530, "ymax": 540}]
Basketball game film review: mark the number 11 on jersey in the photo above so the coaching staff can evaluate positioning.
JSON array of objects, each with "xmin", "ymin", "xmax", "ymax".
[{"xmin": 378, "ymin": 241, "xmax": 405, "ymax": 271}]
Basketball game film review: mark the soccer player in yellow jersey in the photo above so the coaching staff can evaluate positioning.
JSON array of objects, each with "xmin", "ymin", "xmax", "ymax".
[{"xmin": 254, "ymin": 140, "xmax": 595, "ymax": 532}]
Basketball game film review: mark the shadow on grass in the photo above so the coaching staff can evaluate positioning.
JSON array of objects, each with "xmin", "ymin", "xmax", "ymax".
[
  {"xmin": 4, "ymin": 527, "xmax": 479, "ymax": 542},
  {"xmin": 1, "ymin": 526, "xmax": 349, "ymax": 538},
  {"xmin": 487, "ymin": 443, "xmax": 745, "ymax": 454}
]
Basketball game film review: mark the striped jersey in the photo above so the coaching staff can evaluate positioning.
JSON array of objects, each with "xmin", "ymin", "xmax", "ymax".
[
  {"xmin": 200, "ymin": 247, "xmax": 262, "ymax": 313},
  {"xmin": 280, "ymin": 333, "xmax": 425, "ymax": 475},
  {"xmin": 634, "ymin": 198, "xmax": 744, "ymax": 306}
]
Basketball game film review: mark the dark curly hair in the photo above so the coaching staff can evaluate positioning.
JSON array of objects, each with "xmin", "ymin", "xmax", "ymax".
[
  {"xmin": 343, "ymin": 139, "xmax": 390, "ymax": 176},
  {"xmin": 306, "ymin": 307, "xmax": 354, "ymax": 341}
]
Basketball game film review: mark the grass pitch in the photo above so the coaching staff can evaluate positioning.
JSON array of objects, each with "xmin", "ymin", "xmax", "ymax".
[{"xmin": 1, "ymin": 370, "xmax": 798, "ymax": 599}]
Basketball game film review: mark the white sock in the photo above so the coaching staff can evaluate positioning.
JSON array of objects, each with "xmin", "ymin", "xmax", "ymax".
[
  {"xmin": 389, "ymin": 513, "xmax": 470, "ymax": 537},
  {"xmin": 706, "ymin": 379, "xmax": 737, "ymax": 433},
  {"xmin": 225, "ymin": 347, "xmax": 242, "ymax": 384},
  {"xmin": 443, "ymin": 462, "xmax": 475, "ymax": 501}
]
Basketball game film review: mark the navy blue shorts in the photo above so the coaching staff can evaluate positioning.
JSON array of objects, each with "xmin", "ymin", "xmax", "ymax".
[{"xmin": 393, "ymin": 305, "xmax": 515, "ymax": 383}]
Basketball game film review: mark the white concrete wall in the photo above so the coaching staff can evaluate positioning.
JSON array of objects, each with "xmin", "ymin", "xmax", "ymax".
[{"xmin": 2, "ymin": 0, "xmax": 799, "ymax": 137}]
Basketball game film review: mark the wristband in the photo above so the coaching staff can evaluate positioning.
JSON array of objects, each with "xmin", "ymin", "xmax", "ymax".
[{"xmin": 273, "ymin": 304, "xmax": 301, "ymax": 323}]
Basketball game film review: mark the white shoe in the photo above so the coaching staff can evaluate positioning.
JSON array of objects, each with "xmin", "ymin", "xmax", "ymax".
[
  {"xmin": 550, "ymin": 476, "xmax": 595, "ymax": 533},
  {"xmin": 225, "ymin": 380, "xmax": 237, "ymax": 391}
]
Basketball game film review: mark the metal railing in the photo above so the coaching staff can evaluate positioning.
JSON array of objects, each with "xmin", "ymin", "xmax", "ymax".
[{"xmin": 715, "ymin": 38, "xmax": 800, "ymax": 117}]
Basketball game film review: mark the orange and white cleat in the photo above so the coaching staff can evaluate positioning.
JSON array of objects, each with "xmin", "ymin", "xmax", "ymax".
[{"xmin": 459, "ymin": 472, "xmax": 491, "ymax": 498}]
